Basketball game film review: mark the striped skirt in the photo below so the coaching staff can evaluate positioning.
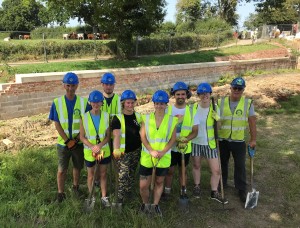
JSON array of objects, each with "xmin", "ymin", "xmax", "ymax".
[{"xmin": 191, "ymin": 144, "xmax": 218, "ymax": 159}]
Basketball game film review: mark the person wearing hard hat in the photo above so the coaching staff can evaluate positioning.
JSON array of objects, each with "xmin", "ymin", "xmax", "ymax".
[
  {"xmin": 163, "ymin": 81, "xmax": 198, "ymax": 199},
  {"xmin": 100, "ymin": 72, "xmax": 121, "ymax": 116},
  {"xmin": 80, "ymin": 90, "xmax": 111, "ymax": 207},
  {"xmin": 191, "ymin": 83, "xmax": 228, "ymax": 204},
  {"xmin": 48, "ymin": 72, "xmax": 89, "ymax": 203},
  {"xmin": 217, "ymin": 77, "xmax": 256, "ymax": 203},
  {"xmin": 139, "ymin": 90, "xmax": 178, "ymax": 217},
  {"xmin": 111, "ymin": 90, "xmax": 142, "ymax": 207}
]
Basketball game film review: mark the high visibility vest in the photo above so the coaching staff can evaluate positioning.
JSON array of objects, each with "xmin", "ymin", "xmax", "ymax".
[
  {"xmin": 218, "ymin": 96, "xmax": 251, "ymax": 141},
  {"xmin": 82, "ymin": 111, "xmax": 110, "ymax": 162},
  {"xmin": 54, "ymin": 95, "xmax": 87, "ymax": 146},
  {"xmin": 141, "ymin": 113, "xmax": 177, "ymax": 168},
  {"xmin": 101, "ymin": 94, "xmax": 121, "ymax": 116},
  {"xmin": 167, "ymin": 105, "xmax": 195, "ymax": 153},
  {"xmin": 193, "ymin": 103, "xmax": 216, "ymax": 149},
  {"xmin": 115, "ymin": 112, "xmax": 142, "ymax": 153}
]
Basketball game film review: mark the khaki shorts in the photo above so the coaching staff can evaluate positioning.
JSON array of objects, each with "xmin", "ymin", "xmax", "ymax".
[{"xmin": 57, "ymin": 144, "xmax": 84, "ymax": 171}]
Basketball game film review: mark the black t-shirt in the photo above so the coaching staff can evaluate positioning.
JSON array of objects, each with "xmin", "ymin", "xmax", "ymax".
[{"xmin": 111, "ymin": 113, "xmax": 141, "ymax": 152}]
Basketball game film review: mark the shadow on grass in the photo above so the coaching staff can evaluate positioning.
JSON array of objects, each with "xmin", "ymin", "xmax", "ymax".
[{"xmin": 262, "ymin": 94, "xmax": 300, "ymax": 115}]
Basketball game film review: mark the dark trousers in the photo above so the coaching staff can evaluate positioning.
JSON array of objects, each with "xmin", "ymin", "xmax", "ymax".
[{"xmin": 219, "ymin": 140, "xmax": 247, "ymax": 191}]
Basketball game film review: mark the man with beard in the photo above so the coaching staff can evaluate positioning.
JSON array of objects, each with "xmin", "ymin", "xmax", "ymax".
[{"xmin": 163, "ymin": 81, "xmax": 198, "ymax": 198}]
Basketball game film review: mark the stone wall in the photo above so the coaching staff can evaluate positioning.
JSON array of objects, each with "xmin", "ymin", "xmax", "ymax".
[{"xmin": 0, "ymin": 57, "xmax": 293, "ymax": 120}]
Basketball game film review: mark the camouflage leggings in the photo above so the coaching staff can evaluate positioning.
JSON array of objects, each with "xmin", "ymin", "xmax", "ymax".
[{"xmin": 116, "ymin": 147, "xmax": 141, "ymax": 201}]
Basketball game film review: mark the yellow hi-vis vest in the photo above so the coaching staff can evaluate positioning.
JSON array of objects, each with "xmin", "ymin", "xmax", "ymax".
[
  {"xmin": 167, "ymin": 105, "xmax": 195, "ymax": 153},
  {"xmin": 141, "ymin": 113, "xmax": 178, "ymax": 168},
  {"xmin": 218, "ymin": 96, "xmax": 252, "ymax": 141},
  {"xmin": 115, "ymin": 112, "xmax": 142, "ymax": 153},
  {"xmin": 54, "ymin": 95, "xmax": 88, "ymax": 146},
  {"xmin": 193, "ymin": 103, "xmax": 216, "ymax": 149},
  {"xmin": 82, "ymin": 111, "xmax": 110, "ymax": 162},
  {"xmin": 101, "ymin": 94, "xmax": 121, "ymax": 116}
]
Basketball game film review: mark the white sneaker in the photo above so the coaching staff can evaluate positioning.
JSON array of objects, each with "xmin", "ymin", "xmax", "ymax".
[{"xmin": 101, "ymin": 196, "xmax": 111, "ymax": 207}]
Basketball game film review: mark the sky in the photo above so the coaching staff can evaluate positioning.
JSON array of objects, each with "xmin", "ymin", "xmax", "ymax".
[{"xmin": 0, "ymin": 0, "xmax": 256, "ymax": 28}]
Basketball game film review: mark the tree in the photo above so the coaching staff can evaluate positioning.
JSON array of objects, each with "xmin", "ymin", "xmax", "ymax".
[
  {"xmin": 217, "ymin": 0, "xmax": 239, "ymax": 25},
  {"xmin": 0, "ymin": 0, "xmax": 47, "ymax": 31},
  {"xmin": 243, "ymin": 13, "xmax": 264, "ymax": 29},
  {"xmin": 176, "ymin": 0, "xmax": 202, "ymax": 24},
  {"xmin": 46, "ymin": 0, "xmax": 166, "ymax": 59}
]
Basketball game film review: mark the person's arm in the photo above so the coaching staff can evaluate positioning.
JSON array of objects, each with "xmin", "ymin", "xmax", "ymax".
[
  {"xmin": 113, "ymin": 129, "xmax": 121, "ymax": 150},
  {"xmin": 248, "ymin": 115, "xmax": 256, "ymax": 148},
  {"xmin": 79, "ymin": 119, "xmax": 94, "ymax": 149},
  {"xmin": 185, "ymin": 125, "xmax": 198, "ymax": 141},
  {"xmin": 160, "ymin": 127, "xmax": 177, "ymax": 157},
  {"xmin": 98, "ymin": 127, "xmax": 111, "ymax": 150},
  {"xmin": 54, "ymin": 121, "xmax": 68, "ymax": 142}
]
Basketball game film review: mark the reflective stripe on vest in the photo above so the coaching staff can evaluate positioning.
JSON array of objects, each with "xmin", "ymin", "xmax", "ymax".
[
  {"xmin": 54, "ymin": 95, "xmax": 87, "ymax": 145},
  {"xmin": 206, "ymin": 104, "xmax": 216, "ymax": 149},
  {"xmin": 141, "ymin": 113, "xmax": 177, "ymax": 168},
  {"xmin": 101, "ymin": 94, "xmax": 121, "ymax": 116},
  {"xmin": 218, "ymin": 96, "xmax": 251, "ymax": 141},
  {"xmin": 167, "ymin": 105, "xmax": 195, "ymax": 153},
  {"xmin": 116, "ymin": 112, "xmax": 142, "ymax": 153},
  {"xmin": 82, "ymin": 111, "xmax": 110, "ymax": 162}
]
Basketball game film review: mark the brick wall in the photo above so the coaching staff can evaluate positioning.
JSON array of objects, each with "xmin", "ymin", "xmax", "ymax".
[{"xmin": 0, "ymin": 57, "xmax": 293, "ymax": 120}]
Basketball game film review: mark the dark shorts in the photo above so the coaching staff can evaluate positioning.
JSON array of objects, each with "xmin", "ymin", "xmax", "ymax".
[
  {"xmin": 57, "ymin": 144, "xmax": 84, "ymax": 171},
  {"xmin": 170, "ymin": 151, "xmax": 190, "ymax": 167},
  {"xmin": 85, "ymin": 156, "xmax": 111, "ymax": 168},
  {"xmin": 139, "ymin": 165, "xmax": 169, "ymax": 177}
]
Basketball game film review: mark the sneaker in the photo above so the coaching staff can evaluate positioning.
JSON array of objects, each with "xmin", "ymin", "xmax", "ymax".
[
  {"xmin": 101, "ymin": 196, "xmax": 111, "ymax": 207},
  {"xmin": 57, "ymin": 192, "xmax": 66, "ymax": 203},
  {"xmin": 239, "ymin": 190, "xmax": 247, "ymax": 203},
  {"xmin": 72, "ymin": 185, "xmax": 80, "ymax": 197},
  {"xmin": 140, "ymin": 203, "xmax": 150, "ymax": 214},
  {"xmin": 193, "ymin": 185, "xmax": 201, "ymax": 198},
  {"xmin": 151, "ymin": 204, "xmax": 162, "ymax": 217},
  {"xmin": 211, "ymin": 191, "xmax": 229, "ymax": 204}
]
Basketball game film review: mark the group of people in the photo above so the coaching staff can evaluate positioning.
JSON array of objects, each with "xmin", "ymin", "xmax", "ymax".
[{"xmin": 49, "ymin": 72, "xmax": 256, "ymax": 216}]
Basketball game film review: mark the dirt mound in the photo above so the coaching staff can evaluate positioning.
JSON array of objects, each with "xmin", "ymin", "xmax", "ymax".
[{"xmin": 1, "ymin": 73, "xmax": 300, "ymax": 153}]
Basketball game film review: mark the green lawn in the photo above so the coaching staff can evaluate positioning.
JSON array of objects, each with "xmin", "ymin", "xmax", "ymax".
[{"xmin": 0, "ymin": 42, "xmax": 281, "ymax": 83}]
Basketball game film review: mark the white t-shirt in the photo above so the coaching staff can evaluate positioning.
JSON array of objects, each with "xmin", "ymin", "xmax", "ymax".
[
  {"xmin": 192, "ymin": 105, "xmax": 220, "ymax": 145},
  {"xmin": 167, "ymin": 105, "xmax": 198, "ymax": 152}
]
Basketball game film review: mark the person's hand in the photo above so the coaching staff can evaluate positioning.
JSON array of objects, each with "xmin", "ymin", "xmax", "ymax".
[
  {"xmin": 113, "ymin": 149, "xmax": 122, "ymax": 160},
  {"xmin": 249, "ymin": 140, "xmax": 256, "ymax": 148},
  {"xmin": 150, "ymin": 150, "xmax": 159, "ymax": 158},
  {"xmin": 212, "ymin": 110, "xmax": 220, "ymax": 121},
  {"xmin": 248, "ymin": 144, "xmax": 256, "ymax": 158},
  {"xmin": 177, "ymin": 136, "xmax": 188, "ymax": 143},
  {"xmin": 91, "ymin": 144, "xmax": 101, "ymax": 154},
  {"xmin": 65, "ymin": 139, "xmax": 77, "ymax": 150}
]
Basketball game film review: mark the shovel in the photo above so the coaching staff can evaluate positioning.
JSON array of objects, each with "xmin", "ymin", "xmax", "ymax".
[
  {"xmin": 149, "ymin": 157, "xmax": 160, "ymax": 204},
  {"xmin": 84, "ymin": 160, "xmax": 99, "ymax": 213},
  {"xmin": 245, "ymin": 154, "xmax": 259, "ymax": 209},
  {"xmin": 179, "ymin": 148, "xmax": 189, "ymax": 210}
]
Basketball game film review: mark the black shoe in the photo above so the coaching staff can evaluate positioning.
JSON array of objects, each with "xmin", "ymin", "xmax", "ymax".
[
  {"xmin": 193, "ymin": 185, "xmax": 201, "ymax": 198},
  {"xmin": 57, "ymin": 192, "xmax": 66, "ymax": 203},
  {"xmin": 210, "ymin": 191, "xmax": 228, "ymax": 204},
  {"xmin": 151, "ymin": 204, "xmax": 162, "ymax": 217},
  {"xmin": 160, "ymin": 191, "xmax": 170, "ymax": 201},
  {"xmin": 94, "ymin": 181, "xmax": 100, "ymax": 188},
  {"xmin": 140, "ymin": 203, "xmax": 150, "ymax": 214},
  {"xmin": 239, "ymin": 190, "xmax": 247, "ymax": 203},
  {"xmin": 72, "ymin": 185, "xmax": 80, "ymax": 197}
]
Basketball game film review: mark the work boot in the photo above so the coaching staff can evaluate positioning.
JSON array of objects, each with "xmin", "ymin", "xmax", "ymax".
[
  {"xmin": 57, "ymin": 192, "xmax": 66, "ymax": 203},
  {"xmin": 139, "ymin": 203, "xmax": 150, "ymax": 214},
  {"xmin": 72, "ymin": 185, "xmax": 80, "ymax": 197},
  {"xmin": 239, "ymin": 190, "xmax": 247, "ymax": 203},
  {"xmin": 101, "ymin": 196, "xmax": 111, "ymax": 207},
  {"xmin": 193, "ymin": 185, "xmax": 201, "ymax": 198},
  {"xmin": 151, "ymin": 204, "xmax": 162, "ymax": 217},
  {"xmin": 210, "ymin": 191, "xmax": 228, "ymax": 204}
]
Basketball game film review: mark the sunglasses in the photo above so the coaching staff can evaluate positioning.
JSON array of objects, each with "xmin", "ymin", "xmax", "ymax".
[{"xmin": 232, "ymin": 87, "xmax": 244, "ymax": 91}]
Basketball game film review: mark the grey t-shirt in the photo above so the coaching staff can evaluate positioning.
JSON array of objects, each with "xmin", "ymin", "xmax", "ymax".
[{"xmin": 230, "ymin": 101, "xmax": 255, "ymax": 117}]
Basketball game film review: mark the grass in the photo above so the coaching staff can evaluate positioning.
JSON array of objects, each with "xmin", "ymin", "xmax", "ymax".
[
  {"xmin": 0, "ymin": 95, "xmax": 300, "ymax": 227},
  {"xmin": 0, "ymin": 42, "xmax": 282, "ymax": 83}
]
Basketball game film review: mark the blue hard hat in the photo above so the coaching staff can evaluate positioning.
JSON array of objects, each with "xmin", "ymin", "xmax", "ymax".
[
  {"xmin": 101, "ymin": 72, "xmax": 116, "ymax": 84},
  {"xmin": 62, "ymin": 72, "xmax": 79, "ymax": 84},
  {"xmin": 88, "ymin": 90, "xmax": 104, "ymax": 103},
  {"xmin": 172, "ymin": 81, "xmax": 188, "ymax": 92},
  {"xmin": 152, "ymin": 90, "xmax": 169, "ymax": 103},
  {"xmin": 121, "ymin": 90, "xmax": 137, "ymax": 101},
  {"xmin": 197, "ymin": 82, "xmax": 212, "ymax": 94},
  {"xmin": 231, "ymin": 77, "xmax": 246, "ymax": 88}
]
